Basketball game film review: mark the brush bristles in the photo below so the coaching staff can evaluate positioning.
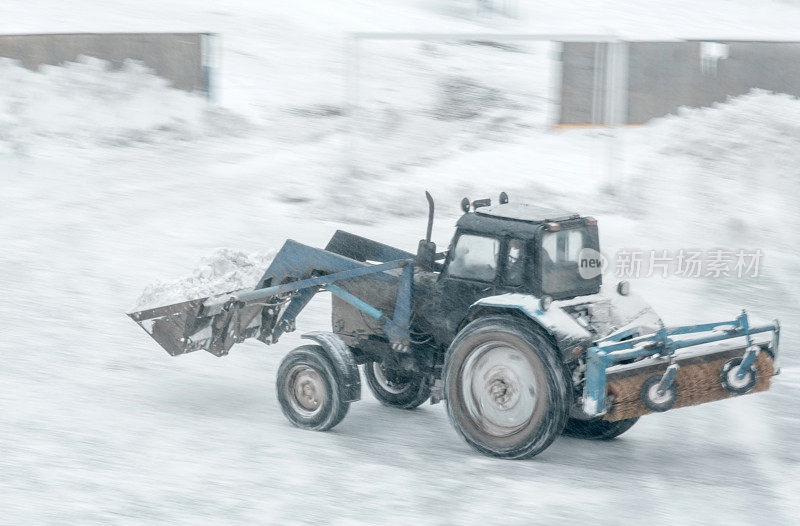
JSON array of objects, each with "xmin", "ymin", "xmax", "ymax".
[{"xmin": 602, "ymin": 353, "xmax": 774, "ymax": 422}]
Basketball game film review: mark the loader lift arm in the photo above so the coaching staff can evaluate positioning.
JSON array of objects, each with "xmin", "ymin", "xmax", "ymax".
[{"xmin": 129, "ymin": 240, "xmax": 416, "ymax": 357}]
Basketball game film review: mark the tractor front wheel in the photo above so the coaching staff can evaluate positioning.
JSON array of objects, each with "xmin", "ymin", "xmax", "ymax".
[
  {"xmin": 276, "ymin": 345, "xmax": 350, "ymax": 431},
  {"xmin": 444, "ymin": 316, "xmax": 570, "ymax": 459},
  {"xmin": 364, "ymin": 361, "xmax": 431, "ymax": 409}
]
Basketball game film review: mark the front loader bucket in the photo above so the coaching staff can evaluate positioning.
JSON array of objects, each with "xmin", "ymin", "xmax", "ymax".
[
  {"xmin": 129, "ymin": 298, "xmax": 212, "ymax": 356},
  {"xmin": 128, "ymin": 290, "xmax": 264, "ymax": 357}
]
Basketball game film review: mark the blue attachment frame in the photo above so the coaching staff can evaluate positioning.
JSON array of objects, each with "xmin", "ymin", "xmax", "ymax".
[
  {"xmin": 326, "ymin": 284, "xmax": 384, "ymax": 320},
  {"xmin": 582, "ymin": 310, "xmax": 780, "ymax": 417},
  {"xmin": 236, "ymin": 259, "xmax": 409, "ymax": 303},
  {"xmin": 213, "ymin": 248, "xmax": 416, "ymax": 352},
  {"xmin": 130, "ymin": 239, "xmax": 419, "ymax": 358}
]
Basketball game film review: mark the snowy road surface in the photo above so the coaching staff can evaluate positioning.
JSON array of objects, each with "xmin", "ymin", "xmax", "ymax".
[
  {"xmin": 2, "ymin": 154, "xmax": 799, "ymax": 524},
  {"xmin": 3, "ymin": 0, "xmax": 800, "ymax": 524}
]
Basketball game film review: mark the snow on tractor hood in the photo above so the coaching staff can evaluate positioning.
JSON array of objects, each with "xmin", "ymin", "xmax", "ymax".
[
  {"xmin": 552, "ymin": 282, "xmax": 664, "ymax": 340},
  {"xmin": 472, "ymin": 283, "xmax": 662, "ymax": 357}
]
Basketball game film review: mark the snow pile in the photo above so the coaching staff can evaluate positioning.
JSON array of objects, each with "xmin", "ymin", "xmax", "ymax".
[
  {"xmin": 0, "ymin": 56, "xmax": 246, "ymax": 152},
  {"xmin": 134, "ymin": 248, "xmax": 276, "ymax": 310},
  {"xmin": 623, "ymin": 90, "xmax": 800, "ymax": 252}
]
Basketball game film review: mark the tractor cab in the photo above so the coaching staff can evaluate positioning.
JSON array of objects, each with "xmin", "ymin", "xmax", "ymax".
[
  {"xmin": 449, "ymin": 200, "xmax": 602, "ymax": 299},
  {"xmin": 419, "ymin": 196, "xmax": 602, "ymax": 342}
]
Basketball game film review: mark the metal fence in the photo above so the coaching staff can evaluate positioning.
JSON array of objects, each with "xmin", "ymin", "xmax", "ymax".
[{"xmin": 0, "ymin": 33, "xmax": 217, "ymax": 99}]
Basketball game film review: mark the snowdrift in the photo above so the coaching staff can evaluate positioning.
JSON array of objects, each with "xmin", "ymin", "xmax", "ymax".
[
  {"xmin": 0, "ymin": 56, "xmax": 244, "ymax": 152},
  {"xmin": 623, "ymin": 90, "xmax": 800, "ymax": 253}
]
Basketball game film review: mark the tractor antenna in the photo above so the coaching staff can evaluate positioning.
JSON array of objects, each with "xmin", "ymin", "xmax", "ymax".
[{"xmin": 425, "ymin": 191, "xmax": 434, "ymax": 243}]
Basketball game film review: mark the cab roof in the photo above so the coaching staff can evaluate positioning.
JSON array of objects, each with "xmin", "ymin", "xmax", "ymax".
[
  {"xmin": 475, "ymin": 203, "xmax": 580, "ymax": 223},
  {"xmin": 456, "ymin": 203, "xmax": 584, "ymax": 239}
]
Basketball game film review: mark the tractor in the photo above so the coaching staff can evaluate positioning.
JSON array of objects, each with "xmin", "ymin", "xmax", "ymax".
[{"xmin": 130, "ymin": 192, "xmax": 780, "ymax": 459}]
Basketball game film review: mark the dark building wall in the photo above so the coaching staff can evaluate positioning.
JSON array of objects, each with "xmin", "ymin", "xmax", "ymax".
[
  {"xmin": 560, "ymin": 40, "xmax": 800, "ymax": 125},
  {"xmin": 0, "ymin": 33, "xmax": 213, "ymax": 94},
  {"xmin": 559, "ymin": 42, "xmax": 607, "ymax": 125}
]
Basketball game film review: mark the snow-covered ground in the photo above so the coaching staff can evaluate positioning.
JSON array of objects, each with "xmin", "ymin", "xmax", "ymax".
[{"xmin": 2, "ymin": 1, "xmax": 800, "ymax": 524}]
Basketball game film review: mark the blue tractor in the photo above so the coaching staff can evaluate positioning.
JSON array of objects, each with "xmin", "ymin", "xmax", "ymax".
[{"xmin": 130, "ymin": 193, "xmax": 781, "ymax": 459}]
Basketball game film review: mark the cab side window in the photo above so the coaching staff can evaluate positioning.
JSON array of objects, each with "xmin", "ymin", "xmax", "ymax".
[
  {"xmin": 447, "ymin": 234, "xmax": 499, "ymax": 282},
  {"xmin": 505, "ymin": 239, "xmax": 525, "ymax": 286},
  {"xmin": 541, "ymin": 230, "xmax": 585, "ymax": 265}
]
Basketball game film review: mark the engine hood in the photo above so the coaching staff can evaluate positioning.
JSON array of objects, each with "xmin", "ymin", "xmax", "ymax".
[
  {"xmin": 472, "ymin": 283, "xmax": 662, "ymax": 361},
  {"xmin": 553, "ymin": 282, "xmax": 663, "ymax": 341}
]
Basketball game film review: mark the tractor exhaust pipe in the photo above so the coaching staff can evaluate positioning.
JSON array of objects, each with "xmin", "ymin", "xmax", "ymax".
[
  {"xmin": 417, "ymin": 191, "xmax": 436, "ymax": 271},
  {"xmin": 425, "ymin": 191, "xmax": 434, "ymax": 243}
]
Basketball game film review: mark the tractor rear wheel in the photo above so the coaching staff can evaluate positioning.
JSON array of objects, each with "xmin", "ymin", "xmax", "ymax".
[
  {"xmin": 562, "ymin": 416, "xmax": 638, "ymax": 440},
  {"xmin": 444, "ymin": 315, "xmax": 570, "ymax": 459},
  {"xmin": 276, "ymin": 345, "xmax": 350, "ymax": 431},
  {"xmin": 364, "ymin": 361, "xmax": 431, "ymax": 409}
]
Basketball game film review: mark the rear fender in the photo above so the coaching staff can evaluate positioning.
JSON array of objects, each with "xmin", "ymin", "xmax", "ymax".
[
  {"xmin": 301, "ymin": 331, "xmax": 361, "ymax": 402},
  {"xmin": 467, "ymin": 293, "xmax": 592, "ymax": 361}
]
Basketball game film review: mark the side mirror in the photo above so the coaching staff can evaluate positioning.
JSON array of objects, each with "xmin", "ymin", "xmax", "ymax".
[{"xmin": 416, "ymin": 239, "xmax": 436, "ymax": 272}]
